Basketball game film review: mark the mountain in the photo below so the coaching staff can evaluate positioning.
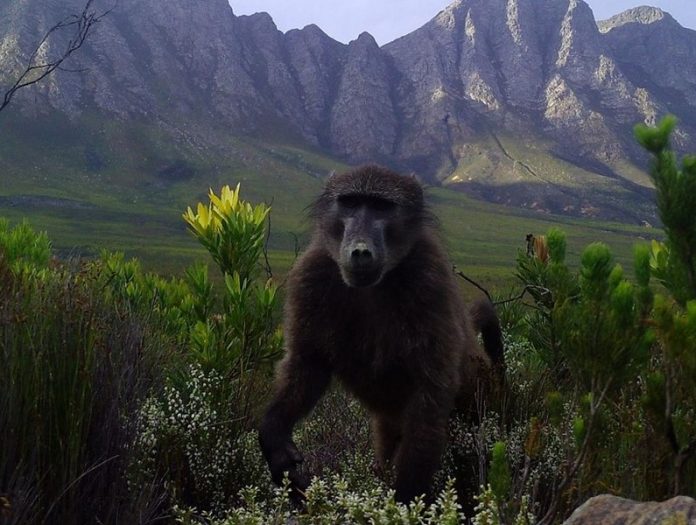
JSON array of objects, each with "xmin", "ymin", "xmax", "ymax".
[{"xmin": 1, "ymin": 0, "xmax": 695, "ymax": 225}]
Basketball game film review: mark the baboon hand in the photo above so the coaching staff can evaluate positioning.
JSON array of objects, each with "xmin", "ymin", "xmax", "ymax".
[{"xmin": 266, "ymin": 439, "xmax": 309, "ymax": 490}]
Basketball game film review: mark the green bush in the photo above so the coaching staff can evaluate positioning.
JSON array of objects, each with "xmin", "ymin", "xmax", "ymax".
[
  {"xmin": 125, "ymin": 185, "xmax": 281, "ymax": 515},
  {"xmin": 0, "ymin": 185, "xmax": 282, "ymax": 523},
  {"xmin": 476, "ymin": 116, "xmax": 696, "ymax": 523},
  {"xmin": 0, "ymin": 218, "xmax": 50, "ymax": 274},
  {"xmin": 635, "ymin": 116, "xmax": 696, "ymax": 495},
  {"xmin": 0, "ymin": 222, "xmax": 169, "ymax": 525},
  {"xmin": 128, "ymin": 365, "xmax": 271, "ymax": 515}
]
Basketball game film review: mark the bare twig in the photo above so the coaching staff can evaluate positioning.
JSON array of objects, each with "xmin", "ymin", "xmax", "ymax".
[
  {"xmin": 539, "ymin": 379, "xmax": 613, "ymax": 525},
  {"xmin": 452, "ymin": 265, "xmax": 492, "ymax": 302},
  {"xmin": 262, "ymin": 198, "xmax": 274, "ymax": 279},
  {"xmin": 42, "ymin": 455, "xmax": 118, "ymax": 523},
  {"xmin": 452, "ymin": 266, "xmax": 553, "ymax": 314},
  {"xmin": 0, "ymin": 0, "xmax": 113, "ymax": 115},
  {"xmin": 493, "ymin": 284, "xmax": 553, "ymax": 308},
  {"xmin": 291, "ymin": 232, "xmax": 301, "ymax": 261}
]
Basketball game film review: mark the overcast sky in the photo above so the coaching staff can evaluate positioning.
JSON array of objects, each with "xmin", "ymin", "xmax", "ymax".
[{"xmin": 230, "ymin": 0, "xmax": 695, "ymax": 45}]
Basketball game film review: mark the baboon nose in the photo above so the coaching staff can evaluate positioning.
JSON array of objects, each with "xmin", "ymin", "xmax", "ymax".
[{"xmin": 351, "ymin": 243, "xmax": 373, "ymax": 266}]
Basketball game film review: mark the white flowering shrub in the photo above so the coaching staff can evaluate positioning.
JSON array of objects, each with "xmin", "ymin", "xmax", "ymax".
[
  {"xmin": 471, "ymin": 485, "xmax": 535, "ymax": 525},
  {"xmin": 128, "ymin": 364, "xmax": 272, "ymax": 515},
  {"xmin": 174, "ymin": 477, "xmax": 466, "ymax": 525},
  {"xmin": 433, "ymin": 327, "xmax": 598, "ymax": 523}
]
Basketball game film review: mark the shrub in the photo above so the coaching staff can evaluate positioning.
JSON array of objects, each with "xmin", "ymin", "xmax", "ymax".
[
  {"xmin": 0, "ymin": 222, "xmax": 169, "ymax": 525},
  {"xmin": 635, "ymin": 116, "xmax": 696, "ymax": 495},
  {"xmin": 475, "ymin": 116, "xmax": 696, "ymax": 523},
  {"xmin": 126, "ymin": 185, "xmax": 281, "ymax": 515},
  {"xmin": 174, "ymin": 477, "xmax": 466, "ymax": 525},
  {"xmin": 128, "ymin": 365, "xmax": 272, "ymax": 515}
]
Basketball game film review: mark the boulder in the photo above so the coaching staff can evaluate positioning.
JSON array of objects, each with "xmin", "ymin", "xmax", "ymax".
[{"xmin": 563, "ymin": 494, "xmax": 696, "ymax": 525}]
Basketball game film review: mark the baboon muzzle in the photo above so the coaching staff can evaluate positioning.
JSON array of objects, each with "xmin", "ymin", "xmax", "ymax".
[
  {"xmin": 350, "ymin": 242, "xmax": 374, "ymax": 266},
  {"xmin": 343, "ymin": 239, "xmax": 383, "ymax": 287}
]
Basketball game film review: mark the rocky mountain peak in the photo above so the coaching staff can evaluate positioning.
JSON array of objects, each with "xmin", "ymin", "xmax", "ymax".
[
  {"xmin": 432, "ymin": 0, "xmax": 468, "ymax": 29},
  {"xmin": 292, "ymin": 23, "xmax": 330, "ymax": 39},
  {"xmin": 597, "ymin": 6, "xmax": 673, "ymax": 33},
  {"xmin": 238, "ymin": 11, "xmax": 278, "ymax": 32},
  {"xmin": 352, "ymin": 31, "xmax": 379, "ymax": 48}
]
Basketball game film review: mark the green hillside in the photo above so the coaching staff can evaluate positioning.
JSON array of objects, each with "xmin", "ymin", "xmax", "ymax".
[{"xmin": 0, "ymin": 114, "xmax": 658, "ymax": 284}]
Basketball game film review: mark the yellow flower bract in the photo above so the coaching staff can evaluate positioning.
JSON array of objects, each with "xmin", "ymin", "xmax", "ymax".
[{"xmin": 182, "ymin": 184, "xmax": 269, "ymax": 239}]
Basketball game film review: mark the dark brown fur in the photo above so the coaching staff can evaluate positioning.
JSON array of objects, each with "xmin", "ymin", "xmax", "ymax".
[{"xmin": 259, "ymin": 165, "xmax": 503, "ymax": 503}]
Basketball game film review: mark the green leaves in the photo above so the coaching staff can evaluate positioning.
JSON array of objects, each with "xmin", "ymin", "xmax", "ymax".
[
  {"xmin": 547, "ymin": 227, "xmax": 567, "ymax": 264},
  {"xmin": 489, "ymin": 442, "xmax": 512, "ymax": 501},
  {"xmin": 634, "ymin": 114, "xmax": 677, "ymax": 154},
  {"xmin": 634, "ymin": 115, "xmax": 696, "ymax": 493},
  {"xmin": 579, "ymin": 242, "xmax": 612, "ymax": 301},
  {"xmin": 179, "ymin": 184, "xmax": 281, "ymax": 378},
  {"xmin": 560, "ymin": 242, "xmax": 648, "ymax": 384},
  {"xmin": 0, "ymin": 219, "xmax": 51, "ymax": 277},
  {"xmin": 637, "ymin": 116, "xmax": 696, "ymax": 303}
]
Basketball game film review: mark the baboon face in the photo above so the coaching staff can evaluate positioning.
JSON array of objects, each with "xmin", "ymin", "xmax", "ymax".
[
  {"xmin": 312, "ymin": 166, "xmax": 426, "ymax": 288},
  {"xmin": 328, "ymin": 194, "xmax": 399, "ymax": 287}
]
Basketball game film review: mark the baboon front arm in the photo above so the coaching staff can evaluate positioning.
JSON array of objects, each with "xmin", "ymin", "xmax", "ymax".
[{"xmin": 258, "ymin": 352, "xmax": 331, "ymax": 488}]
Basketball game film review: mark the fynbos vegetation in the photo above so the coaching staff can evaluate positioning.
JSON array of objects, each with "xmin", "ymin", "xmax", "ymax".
[{"xmin": 1, "ymin": 118, "xmax": 695, "ymax": 524}]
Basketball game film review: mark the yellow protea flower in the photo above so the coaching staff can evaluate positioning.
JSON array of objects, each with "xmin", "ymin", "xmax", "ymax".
[
  {"xmin": 183, "ymin": 183, "xmax": 271, "ymax": 278},
  {"xmin": 183, "ymin": 202, "xmax": 220, "ymax": 238},
  {"xmin": 209, "ymin": 183, "xmax": 240, "ymax": 217}
]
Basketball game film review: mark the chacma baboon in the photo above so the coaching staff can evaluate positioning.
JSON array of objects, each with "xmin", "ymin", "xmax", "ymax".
[
  {"xmin": 526, "ymin": 233, "xmax": 535, "ymax": 257},
  {"xmin": 259, "ymin": 165, "xmax": 504, "ymax": 503}
]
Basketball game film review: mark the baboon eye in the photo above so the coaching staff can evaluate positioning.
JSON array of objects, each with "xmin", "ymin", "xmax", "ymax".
[
  {"xmin": 337, "ymin": 195, "xmax": 362, "ymax": 209},
  {"xmin": 370, "ymin": 198, "xmax": 396, "ymax": 212}
]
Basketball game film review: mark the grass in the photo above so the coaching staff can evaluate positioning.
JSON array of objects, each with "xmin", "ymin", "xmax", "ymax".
[
  {"xmin": 0, "ymin": 256, "xmax": 170, "ymax": 524},
  {"xmin": 0, "ymin": 113, "xmax": 660, "ymax": 284},
  {"xmin": 0, "ymin": 182, "xmax": 658, "ymax": 289},
  {"xmin": 443, "ymin": 130, "xmax": 656, "ymax": 224}
]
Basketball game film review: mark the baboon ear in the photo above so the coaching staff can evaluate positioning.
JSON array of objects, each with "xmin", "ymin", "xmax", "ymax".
[{"xmin": 409, "ymin": 172, "xmax": 423, "ymax": 185}]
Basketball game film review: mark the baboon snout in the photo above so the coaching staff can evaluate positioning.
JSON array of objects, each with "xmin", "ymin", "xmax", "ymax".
[
  {"xmin": 350, "ymin": 242, "xmax": 374, "ymax": 266},
  {"xmin": 341, "ymin": 239, "xmax": 384, "ymax": 287}
]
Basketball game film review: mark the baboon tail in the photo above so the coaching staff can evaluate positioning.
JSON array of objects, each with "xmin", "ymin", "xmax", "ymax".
[{"xmin": 470, "ymin": 298, "xmax": 504, "ymax": 369}]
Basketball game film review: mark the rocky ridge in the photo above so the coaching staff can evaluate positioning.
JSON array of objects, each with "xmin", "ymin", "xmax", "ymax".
[{"xmin": 1, "ymin": 0, "xmax": 695, "ymax": 222}]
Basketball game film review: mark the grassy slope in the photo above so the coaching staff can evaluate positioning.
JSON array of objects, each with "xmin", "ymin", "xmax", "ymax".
[
  {"xmin": 0, "ymin": 114, "xmax": 659, "ymax": 286},
  {"xmin": 443, "ymin": 131, "xmax": 656, "ymax": 224}
]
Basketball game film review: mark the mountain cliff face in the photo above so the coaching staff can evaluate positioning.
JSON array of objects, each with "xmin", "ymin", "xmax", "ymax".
[{"xmin": 1, "ymin": 0, "xmax": 695, "ymax": 223}]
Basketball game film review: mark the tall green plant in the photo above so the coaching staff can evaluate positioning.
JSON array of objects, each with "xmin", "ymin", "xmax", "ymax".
[
  {"xmin": 127, "ymin": 185, "xmax": 282, "ymax": 515},
  {"xmin": 507, "ymin": 229, "xmax": 653, "ymax": 523},
  {"xmin": 181, "ymin": 184, "xmax": 281, "ymax": 374},
  {"xmin": 183, "ymin": 183, "xmax": 270, "ymax": 281},
  {"xmin": 0, "ymin": 221, "xmax": 167, "ymax": 525},
  {"xmin": 635, "ymin": 116, "xmax": 696, "ymax": 494},
  {"xmin": 0, "ymin": 218, "xmax": 51, "ymax": 275}
]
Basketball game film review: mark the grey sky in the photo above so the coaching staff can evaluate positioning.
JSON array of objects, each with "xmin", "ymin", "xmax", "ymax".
[{"xmin": 230, "ymin": 0, "xmax": 695, "ymax": 45}]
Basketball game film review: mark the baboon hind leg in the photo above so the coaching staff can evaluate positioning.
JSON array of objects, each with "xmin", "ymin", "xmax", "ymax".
[{"xmin": 371, "ymin": 413, "xmax": 402, "ymax": 470}]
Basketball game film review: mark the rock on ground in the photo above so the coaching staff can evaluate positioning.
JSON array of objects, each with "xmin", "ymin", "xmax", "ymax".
[{"xmin": 563, "ymin": 494, "xmax": 696, "ymax": 525}]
